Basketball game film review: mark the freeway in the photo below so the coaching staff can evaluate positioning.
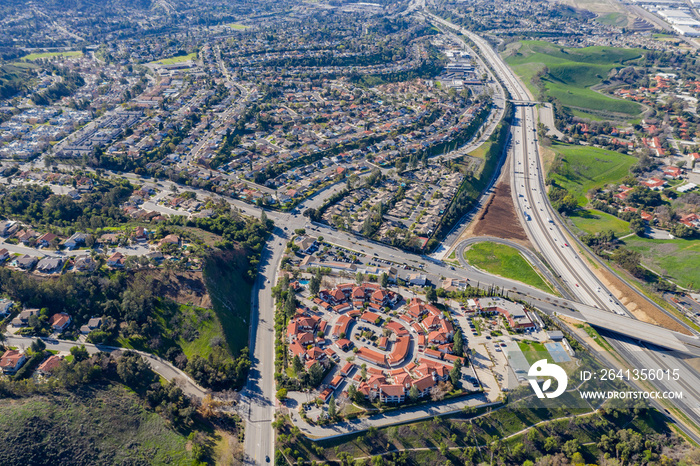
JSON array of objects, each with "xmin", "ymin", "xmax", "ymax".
[{"xmin": 427, "ymin": 12, "xmax": 700, "ymax": 435}]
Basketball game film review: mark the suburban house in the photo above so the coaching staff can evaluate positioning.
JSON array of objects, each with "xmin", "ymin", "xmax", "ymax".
[
  {"xmin": 37, "ymin": 355, "xmax": 63, "ymax": 376},
  {"xmin": 107, "ymin": 252, "xmax": 125, "ymax": 267},
  {"xmin": 0, "ymin": 220, "xmax": 18, "ymax": 237},
  {"xmin": 11, "ymin": 308, "xmax": 40, "ymax": 327},
  {"xmin": 74, "ymin": 255, "xmax": 97, "ymax": 272},
  {"xmin": 37, "ymin": 232, "xmax": 59, "ymax": 248},
  {"xmin": 64, "ymin": 232, "xmax": 91, "ymax": 250},
  {"xmin": 80, "ymin": 317, "xmax": 103, "ymax": 334},
  {"xmin": 158, "ymin": 234, "xmax": 180, "ymax": 248},
  {"xmin": 0, "ymin": 350, "xmax": 27, "ymax": 374},
  {"xmin": 48, "ymin": 312, "xmax": 72, "ymax": 332},
  {"xmin": 14, "ymin": 255, "xmax": 37, "ymax": 270},
  {"xmin": 36, "ymin": 257, "xmax": 65, "ymax": 274},
  {"xmin": 0, "ymin": 299, "xmax": 14, "ymax": 317},
  {"xmin": 0, "ymin": 248, "xmax": 8, "ymax": 262}
]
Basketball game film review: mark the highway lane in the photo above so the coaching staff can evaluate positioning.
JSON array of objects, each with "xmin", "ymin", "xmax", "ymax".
[{"xmin": 430, "ymin": 12, "xmax": 700, "ymax": 435}]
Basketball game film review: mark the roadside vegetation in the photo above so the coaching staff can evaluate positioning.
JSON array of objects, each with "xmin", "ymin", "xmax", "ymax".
[
  {"xmin": 464, "ymin": 242, "xmax": 555, "ymax": 294},
  {"xmin": 568, "ymin": 209, "xmax": 630, "ymax": 236},
  {"xmin": 621, "ymin": 236, "xmax": 700, "ymax": 289}
]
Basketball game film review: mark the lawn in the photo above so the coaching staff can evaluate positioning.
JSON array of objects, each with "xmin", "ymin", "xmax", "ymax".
[
  {"xmin": 569, "ymin": 209, "xmax": 630, "ymax": 235},
  {"xmin": 503, "ymin": 40, "xmax": 643, "ymax": 119},
  {"xmin": 23, "ymin": 51, "xmax": 82, "ymax": 61},
  {"xmin": 548, "ymin": 142, "xmax": 636, "ymax": 206},
  {"xmin": 227, "ymin": 23, "xmax": 249, "ymax": 30},
  {"xmin": 150, "ymin": 53, "xmax": 197, "ymax": 65},
  {"xmin": 464, "ymin": 242, "xmax": 555, "ymax": 293},
  {"xmin": 622, "ymin": 236, "xmax": 700, "ymax": 289},
  {"xmin": 518, "ymin": 340, "xmax": 549, "ymax": 365},
  {"xmin": 0, "ymin": 385, "xmax": 193, "ymax": 465}
]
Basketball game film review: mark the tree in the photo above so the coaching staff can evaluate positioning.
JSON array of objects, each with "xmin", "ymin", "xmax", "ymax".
[
  {"xmin": 292, "ymin": 355, "xmax": 304, "ymax": 375},
  {"xmin": 355, "ymin": 272, "xmax": 364, "ymax": 285},
  {"xmin": 453, "ymin": 330, "xmax": 463, "ymax": 356},
  {"xmin": 309, "ymin": 274, "xmax": 321, "ymax": 296},
  {"xmin": 408, "ymin": 385, "xmax": 420, "ymax": 401},
  {"xmin": 348, "ymin": 383, "xmax": 361, "ymax": 403},
  {"xmin": 30, "ymin": 338, "xmax": 46, "ymax": 353},
  {"xmin": 276, "ymin": 388, "xmax": 288, "ymax": 400},
  {"xmin": 284, "ymin": 290, "xmax": 297, "ymax": 317},
  {"xmin": 425, "ymin": 287, "xmax": 438, "ymax": 303},
  {"xmin": 328, "ymin": 395, "xmax": 336, "ymax": 418},
  {"xmin": 543, "ymin": 436, "xmax": 559, "ymax": 452},
  {"xmin": 70, "ymin": 345, "xmax": 89, "ymax": 362},
  {"xmin": 116, "ymin": 351, "xmax": 151, "ymax": 387},
  {"xmin": 562, "ymin": 439, "xmax": 580, "ymax": 457},
  {"xmin": 630, "ymin": 216, "xmax": 646, "ymax": 236},
  {"xmin": 309, "ymin": 362, "xmax": 324, "ymax": 387},
  {"xmin": 450, "ymin": 359, "xmax": 462, "ymax": 389},
  {"xmin": 380, "ymin": 273, "xmax": 389, "ymax": 288}
]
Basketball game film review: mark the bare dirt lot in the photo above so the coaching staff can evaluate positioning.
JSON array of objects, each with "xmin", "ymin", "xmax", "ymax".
[
  {"xmin": 590, "ymin": 261, "xmax": 690, "ymax": 335},
  {"xmin": 472, "ymin": 182, "xmax": 529, "ymax": 242}
]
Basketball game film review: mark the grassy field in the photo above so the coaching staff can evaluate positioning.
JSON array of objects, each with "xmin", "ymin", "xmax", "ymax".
[
  {"xmin": 503, "ymin": 40, "xmax": 643, "ymax": 118},
  {"xmin": 518, "ymin": 340, "xmax": 549, "ymax": 365},
  {"xmin": 622, "ymin": 236, "xmax": 700, "ymax": 289},
  {"xmin": 548, "ymin": 142, "xmax": 636, "ymax": 206},
  {"xmin": 0, "ymin": 385, "xmax": 193, "ymax": 465},
  {"xmin": 464, "ymin": 242, "xmax": 555, "ymax": 293},
  {"xmin": 468, "ymin": 138, "xmax": 493, "ymax": 159},
  {"xmin": 227, "ymin": 23, "xmax": 249, "ymax": 30},
  {"xmin": 150, "ymin": 53, "xmax": 197, "ymax": 65},
  {"xmin": 595, "ymin": 12, "xmax": 628, "ymax": 27},
  {"xmin": 23, "ymin": 51, "xmax": 83, "ymax": 61},
  {"xmin": 569, "ymin": 208, "xmax": 630, "ymax": 235}
]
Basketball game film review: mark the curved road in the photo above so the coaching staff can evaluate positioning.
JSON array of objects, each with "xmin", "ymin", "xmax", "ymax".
[{"xmin": 4, "ymin": 335, "xmax": 208, "ymax": 399}]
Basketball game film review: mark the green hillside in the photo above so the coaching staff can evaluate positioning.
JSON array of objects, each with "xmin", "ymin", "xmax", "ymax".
[
  {"xmin": 503, "ymin": 40, "xmax": 644, "ymax": 119},
  {"xmin": 548, "ymin": 142, "xmax": 636, "ymax": 206}
]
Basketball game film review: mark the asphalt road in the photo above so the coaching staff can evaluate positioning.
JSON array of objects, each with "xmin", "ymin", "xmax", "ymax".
[{"xmin": 4, "ymin": 335, "xmax": 208, "ymax": 399}]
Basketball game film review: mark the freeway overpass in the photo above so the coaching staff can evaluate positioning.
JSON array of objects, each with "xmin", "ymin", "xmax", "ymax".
[
  {"xmin": 560, "ymin": 304, "xmax": 700, "ymax": 357},
  {"xmin": 508, "ymin": 100, "xmax": 540, "ymax": 106}
]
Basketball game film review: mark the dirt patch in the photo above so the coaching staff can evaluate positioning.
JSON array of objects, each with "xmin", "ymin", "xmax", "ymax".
[
  {"xmin": 590, "ymin": 261, "xmax": 690, "ymax": 335},
  {"xmin": 132, "ymin": 269, "xmax": 212, "ymax": 309},
  {"xmin": 472, "ymin": 182, "xmax": 529, "ymax": 242}
]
